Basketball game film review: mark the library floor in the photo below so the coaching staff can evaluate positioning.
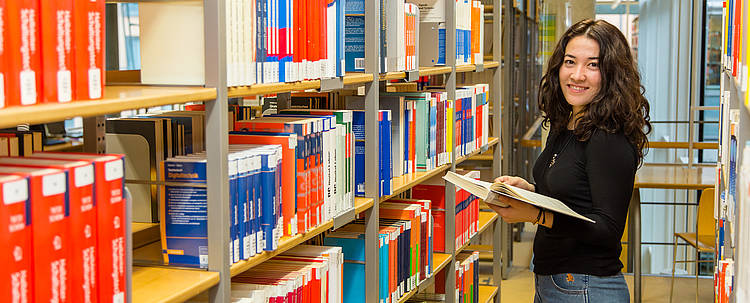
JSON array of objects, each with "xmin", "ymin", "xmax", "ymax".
[{"xmin": 482, "ymin": 224, "xmax": 713, "ymax": 303}]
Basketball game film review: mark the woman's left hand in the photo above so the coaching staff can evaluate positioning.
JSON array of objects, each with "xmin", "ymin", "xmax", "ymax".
[{"xmin": 487, "ymin": 196, "xmax": 540, "ymax": 223}]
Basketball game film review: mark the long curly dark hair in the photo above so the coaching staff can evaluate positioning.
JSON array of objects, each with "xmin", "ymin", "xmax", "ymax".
[{"xmin": 539, "ymin": 19, "xmax": 651, "ymax": 164}]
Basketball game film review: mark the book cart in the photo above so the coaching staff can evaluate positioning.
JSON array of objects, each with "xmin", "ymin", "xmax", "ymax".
[{"xmin": 0, "ymin": 0, "xmax": 545, "ymax": 302}]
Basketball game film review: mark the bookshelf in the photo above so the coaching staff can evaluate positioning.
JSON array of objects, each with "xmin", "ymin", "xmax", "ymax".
[
  {"xmin": 0, "ymin": 86, "xmax": 217, "ymax": 129},
  {"xmin": 397, "ymin": 253, "xmax": 453, "ymax": 303},
  {"xmin": 0, "ymin": 0, "xmax": 514, "ymax": 301}
]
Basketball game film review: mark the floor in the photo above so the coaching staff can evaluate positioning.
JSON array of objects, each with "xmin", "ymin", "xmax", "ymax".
[{"xmin": 482, "ymin": 224, "xmax": 714, "ymax": 303}]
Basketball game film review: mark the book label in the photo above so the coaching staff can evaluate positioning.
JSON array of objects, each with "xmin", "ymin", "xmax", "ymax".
[
  {"xmin": 88, "ymin": 68, "xmax": 101, "ymax": 99},
  {"xmin": 105, "ymin": 160, "xmax": 123, "ymax": 181},
  {"xmin": 74, "ymin": 165, "xmax": 94, "ymax": 187},
  {"xmin": 42, "ymin": 173, "xmax": 66, "ymax": 197},
  {"xmin": 4, "ymin": 179, "xmax": 28, "ymax": 204},
  {"xmin": 19, "ymin": 70, "xmax": 36, "ymax": 105},
  {"xmin": 57, "ymin": 70, "xmax": 72, "ymax": 102}
]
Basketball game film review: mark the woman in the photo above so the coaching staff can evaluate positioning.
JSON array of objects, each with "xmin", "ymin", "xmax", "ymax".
[{"xmin": 489, "ymin": 19, "xmax": 651, "ymax": 302}]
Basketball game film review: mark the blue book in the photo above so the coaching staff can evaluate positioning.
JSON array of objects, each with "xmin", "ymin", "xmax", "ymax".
[
  {"xmin": 324, "ymin": 230, "xmax": 367, "ymax": 303},
  {"xmin": 404, "ymin": 105, "xmax": 410, "ymax": 174},
  {"xmin": 336, "ymin": 0, "xmax": 346, "ymax": 76},
  {"xmin": 162, "ymin": 158, "xmax": 208, "ymax": 268},
  {"xmin": 383, "ymin": 110, "xmax": 392, "ymax": 195},
  {"xmin": 379, "ymin": 111, "xmax": 385, "ymax": 196},
  {"xmin": 344, "ymin": 0, "xmax": 365, "ymax": 72},
  {"xmin": 379, "ymin": 233, "xmax": 389, "ymax": 303},
  {"xmin": 228, "ymin": 152, "xmax": 240, "ymax": 263},
  {"xmin": 438, "ymin": 27, "xmax": 446, "ymax": 65},
  {"xmin": 279, "ymin": 0, "xmax": 288, "ymax": 82},
  {"xmin": 352, "ymin": 111, "xmax": 365, "ymax": 196},
  {"xmin": 257, "ymin": 0, "xmax": 267, "ymax": 83}
]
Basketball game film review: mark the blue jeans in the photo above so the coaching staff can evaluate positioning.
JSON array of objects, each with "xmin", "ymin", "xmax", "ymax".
[{"xmin": 534, "ymin": 272, "xmax": 629, "ymax": 303}]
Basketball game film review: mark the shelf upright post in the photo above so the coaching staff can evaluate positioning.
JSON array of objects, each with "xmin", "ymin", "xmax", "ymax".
[
  {"xmin": 444, "ymin": 0, "xmax": 457, "ymax": 300},
  {"xmin": 491, "ymin": 0, "xmax": 503, "ymax": 299},
  {"xmin": 500, "ymin": 0, "xmax": 514, "ymax": 280},
  {"xmin": 363, "ymin": 0, "xmax": 381, "ymax": 300},
  {"xmin": 203, "ymin": 0, "xmax": 231, "ymax": 301}
]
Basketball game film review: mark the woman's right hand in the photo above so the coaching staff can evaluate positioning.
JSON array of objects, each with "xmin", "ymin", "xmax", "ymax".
[{"xmin": 494, "ymin": 176, "xmax": 535, "ymax": 192}]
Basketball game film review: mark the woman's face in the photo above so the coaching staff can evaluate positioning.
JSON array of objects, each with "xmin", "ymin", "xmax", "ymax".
[{"xmin": 558, "ymin": 35, "xmax": 601, "ymax": 114}]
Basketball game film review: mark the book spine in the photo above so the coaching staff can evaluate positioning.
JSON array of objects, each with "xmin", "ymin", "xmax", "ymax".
[
  {"xmin": 2, "ymin": 177, "xmax": 32, "ymax": 303},
  {"xmin": 7, "ymin": 0, "xmax": 41, "ymax": 106},
  {"xmin": 40, "ymin": 0, "xmax": 74, "ymax": 103},
  {"xmin": 96, "ymin": 157, "xmax": 126, "ymax": 302},
  {"xmin": 0, "ymin": 0, "xmax": 6, "ymax": 108},
  {"xmin": 67, "ymin": 164, "xmax": 97, "ymax": 303},
  {"xmin": 73, "ymin": 0, "xmax": 103, "ymax": 100}
]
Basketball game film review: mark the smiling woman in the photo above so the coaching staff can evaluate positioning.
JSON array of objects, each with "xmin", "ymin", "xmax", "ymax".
[{"xmin": 488, "ymin": 19, "xmax": 652, "ymax": 303}]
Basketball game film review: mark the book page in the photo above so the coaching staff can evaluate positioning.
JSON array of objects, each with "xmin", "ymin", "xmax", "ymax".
[{"xmin": 443, "ymin": 171, "xmax": 595, "ymax": 223}]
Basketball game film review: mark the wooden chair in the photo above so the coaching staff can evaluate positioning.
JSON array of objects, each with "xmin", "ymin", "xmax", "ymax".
[{"xmin": 669, "ymin": 187, "xmax": 715, "ymax": 303}]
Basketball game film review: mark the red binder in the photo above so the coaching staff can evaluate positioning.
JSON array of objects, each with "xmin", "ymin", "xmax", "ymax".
[
  {"xmin": 6, "ymin": 0, "xmax": 42, "ymax": 106},
  {"xmin": 40, "ymin": 0, "xmax": 74, "ymax": 103},
  {"xmin": 0, "ymin": 157, "xmax": 98, "ymax": 303},
  {"xmin": 0, "ymin": 174, "xmax": 32, "ymax": 303},
  {"xmin": 72, "ymin": 0, "xmax": 104, "ymax": 100},
  {"xmin": 0, "ymin": 166, "xmax": 70, "ymax": 303}
]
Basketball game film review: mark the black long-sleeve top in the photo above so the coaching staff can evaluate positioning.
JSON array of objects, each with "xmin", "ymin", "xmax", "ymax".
[{"xmin": 531, "ymin": 128, "xmax": 637, "ymax": 276}]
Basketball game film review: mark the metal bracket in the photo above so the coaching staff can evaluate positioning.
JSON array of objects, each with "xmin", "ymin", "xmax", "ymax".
[
  {"xmin": 405, "ymin": 70, "xmax": 420, "ymax": 82},
  {"xmin": 332, "ymin": 207, "xmax": 357, "ymax": 230},
  {"xmin": 320, "ymin": 77, "xmax": 344, "ymax": 92},
  {"xmin": 475, "ymin": 63, "xmax": 484, "ymax": 73},
  {"xmin": 480, "ymin": 143, "xmax": 491, "ymax": 153},
  {"xmin": 83, "ymin": 116, "xmax": 106, "ymax": 154}
]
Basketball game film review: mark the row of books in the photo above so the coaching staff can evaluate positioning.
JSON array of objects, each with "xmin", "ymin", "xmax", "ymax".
[
  {"xmin": 234, "ymin": 111, "xmax": 357, "ymax": 235},
  {"xmin": 1, "ymin": 0, "xmax": 105, "ymax": 108},
  {"xmin": 140, "ymin": 0, "xmax": 345, "ymax": 86},
  {"xmin": 325, "ymin": 199, "xmax": 435, "ymax": 303},
  {"xmin": 722, "ymin": 0, "xmax": 742, "ymax": 77},
  {"xmin": 431, "ymin": 251, "xmax": 479, "ymax": 302},
  {"xmin": 160, "ymin": 145, "xmax": 285, "ymax": 267},
  {"xmin": 139, "ymin": 0, "xmax": 487, "ymax": 85},
  {"xmin": 413, "ymin": 170, "xmax": 481, "ymax": 252},
  {"xmin": 187, "ymin": 245, "xmax": 345, "ymax": 303},
  {"xmin": 0, "ymin": 152, "xmax": 126, "ymax": 303},
  {"xmin": 0, "ymin": 130, "xmax": 44, "ymax": 156}
]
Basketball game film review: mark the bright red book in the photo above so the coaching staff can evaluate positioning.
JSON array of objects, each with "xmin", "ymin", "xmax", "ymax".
[
  {"xmin": 6, "ymin": 0, "xmax": 41, "ymax": 106},
  {"xmin": 0, "ymin": 157, "xmax": 98, "ymax": 303},
  {"xmin": 40, "ymin": 0, "xmax": 74, "ymax": 103},
  {"xmin": 31, "ymin": 152, "xmax": 126, "ymax": 303},
  {"xmin": 0, "ymin": 166, "xmax": 70, "ymax": 303},
  {"xmin": 72, "ymin": 0, "xmax": 104, "ymax": 100},
  {"xmin": 0, "ymin": 0, "xmax": 7, "ymax": 109},
  {"xmin": 229, "ymin": 133, "xmax": 300, "ymax": 237},
  {"xmin": 412, "ymin": 182, "xmax": 446, "ymax": 252},
  {"xmin": 299, "ymin": 0, "xmax": 308, "ymax": 79},
  {"xmin": 0, "ymin": 174, "xmax": 32, "ymax": 303}
]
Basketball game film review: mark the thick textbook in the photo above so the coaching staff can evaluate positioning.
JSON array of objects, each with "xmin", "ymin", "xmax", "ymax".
[
  {"xmin": 442, "ymin": 171, "xmax": 595, "ymax": 223},
  {"xmin": 0, "ymin": 174, "xmax": 31, "ymax": 303}
]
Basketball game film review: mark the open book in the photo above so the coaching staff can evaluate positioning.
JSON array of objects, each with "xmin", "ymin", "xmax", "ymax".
[{"xmin": 443, "ymin": 171, "xmax": 595, "ymax": 223}]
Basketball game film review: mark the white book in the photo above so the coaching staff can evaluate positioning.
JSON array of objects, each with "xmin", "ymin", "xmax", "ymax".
[
  {"xmin": 442, "ymin": 171, "xmax": 595, "ymax": 223},
  {"xmin": 398, "ymin": 2, "xmax": 406, "ymax": 72},
  {"xmin": 326, "ymin": 0, "xmax": 337, "ymax": 78}
]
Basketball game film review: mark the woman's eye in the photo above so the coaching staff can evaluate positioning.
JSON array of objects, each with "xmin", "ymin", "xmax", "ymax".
[
  {"xmin": 564, "ymin": 59, "xmax": 575, "ymax": 65},
  {"xmin": 589, "ymin": 62, "xmax": 599, "ymax": 68}
]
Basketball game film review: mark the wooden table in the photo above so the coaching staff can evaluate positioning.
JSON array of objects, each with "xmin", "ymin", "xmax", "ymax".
[{"xmin": 629, "ymin": 164, "xmax": 715, "ymax": 303}]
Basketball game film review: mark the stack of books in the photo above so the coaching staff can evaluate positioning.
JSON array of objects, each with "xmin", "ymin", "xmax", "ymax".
[{"xmin": 0, "ymin": 152, "xmax": 126, "ymax": 303}]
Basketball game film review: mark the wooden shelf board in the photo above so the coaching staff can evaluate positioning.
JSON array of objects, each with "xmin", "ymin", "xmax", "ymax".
[
  {"xmin": 419, "ymin": 66, "xmax": 453, "ymax": 77},
  {"xmin": 456, "ymin": 64, "xmax": 477, "ymax": 73},
  {"xmin": 230, "ymin": 197, "xmax": 374, "ymax": 276},
  {"xmin": 456, "ymin": 211, "xmax": 498, "ymax": 254},
  {"xmin": 0, "ymin": 85, "xmax": 216, "ymax": 129},
  {"xmin": 344, "ymin": 73, "xmax": 375, "ymax": 85},
  {"xmin": 133, "ymin": 222, "xmax": 160, "ymax": 249},
  {"xmin": 133, "ymin": 222, "xmax": 159, "ymax": 234},
  {"xmin": 380, "ymin": 138, "xmax": 498, "ymax": 202},
  {"xmin": 229, "ymin": 80, "xmax": 321, "ymax": 97},
  {"xmin": 381, "ymin": 71, "xmax": 408, "ymax": 81},
  {"xmin": 132, "ymin": 266, "xmax": 219, "ymax": 303},
  {"xmin": 43, "ymin": 140, "xmax": 83, "ymax": 152},
  {"xmin": 478, "ymin": 285, "xmax": 500, "ymax": 303},
  {"xmin": 484, "ymin": 61, "xmax": 500, "ymax": 69},
  {"xmin": 398, "ymin": 253, "xmax": 453, "ymax": 303},
  {"xmin": 432, "ymin": 253, "xmax": 452, "ymax": 274}
]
